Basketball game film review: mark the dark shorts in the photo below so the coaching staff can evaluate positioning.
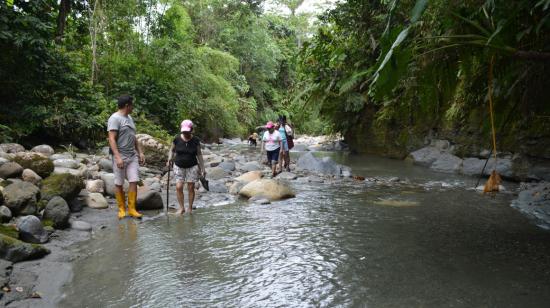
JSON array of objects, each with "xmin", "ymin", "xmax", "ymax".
[{"xmin": 266, "ymin": 149, "xmax": 280, "ymax": 163}]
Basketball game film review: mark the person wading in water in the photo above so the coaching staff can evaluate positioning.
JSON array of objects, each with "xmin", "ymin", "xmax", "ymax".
[
  {"xmin": 167, "ymin": 120, "xmax": 206, "ymax": 215},
  {"xmin": 107, "ymin": 95, "xmax": 145, "ymax": 219},
  {"xmin": 261, "ymin": 121, "xmax": 282, "ymax": 177}
]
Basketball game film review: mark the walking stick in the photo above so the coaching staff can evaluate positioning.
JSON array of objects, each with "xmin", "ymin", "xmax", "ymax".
[{"xmin": 165, "ymin": 161, "xmax": 172, "ymax": 223}]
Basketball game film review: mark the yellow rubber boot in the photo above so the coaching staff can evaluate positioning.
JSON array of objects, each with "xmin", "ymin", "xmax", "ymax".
[
  {"xmin": 127, "ymin": 191, "xmax": 143, "ymax": 219},
  {"xmin": 115, "ymin": 191, "xmax": 127, "ymax": 219}
]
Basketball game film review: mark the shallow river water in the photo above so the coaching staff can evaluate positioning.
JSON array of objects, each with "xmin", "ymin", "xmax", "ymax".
[{"xmin": 60, "ymin": 152, "xmax": 550, "ymax": 307}]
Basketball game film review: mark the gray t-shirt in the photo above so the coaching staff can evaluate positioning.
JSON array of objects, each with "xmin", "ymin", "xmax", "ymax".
[{"xmin": 107, "ymin": 112, "xmax": 136, "ymax": 158}]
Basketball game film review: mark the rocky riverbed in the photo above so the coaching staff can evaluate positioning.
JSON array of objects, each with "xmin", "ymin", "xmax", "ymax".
[{"xmin": 0, "ymin": 134, "xmax": 548, "ymax": 306}]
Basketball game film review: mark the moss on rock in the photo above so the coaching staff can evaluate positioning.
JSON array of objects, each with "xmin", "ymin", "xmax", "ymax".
[
  {"xmin": 0, "ymin": 224, "xmax": 18, "ymax": 238},
  {"xmin": 12, "ymin": 153, "xmax": 54, "ymax": 178},
  {"xmin": 0, "ymin": 233, "xmax": 49, "ymax": 262},
  {"xmin": 41, "ymin": 173, "xmax": 84, "ymax": 201}
]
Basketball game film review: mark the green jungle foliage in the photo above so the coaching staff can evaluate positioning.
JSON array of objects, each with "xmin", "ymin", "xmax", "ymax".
[
  {"xmin": 293, "ymin": 0, "xmax": 550, "ymax": 155},
  {"xmin": 0, "ymin": 0, "xmax": 305, "ymax": 145}
]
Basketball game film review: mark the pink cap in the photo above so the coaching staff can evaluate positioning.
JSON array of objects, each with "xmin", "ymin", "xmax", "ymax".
[
  {"xmin": 265, "ymin": 121, "xmax": 274, "ymax": 129},
  {"xmin": 180, "ymin": 119, "xmax": 193, "ymax": 132}
]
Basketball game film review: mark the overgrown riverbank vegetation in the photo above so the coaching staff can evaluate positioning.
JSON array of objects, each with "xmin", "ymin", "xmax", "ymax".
[{"xmin": 1, "ymin": 0, "xmax": 549, "ymax": 156}]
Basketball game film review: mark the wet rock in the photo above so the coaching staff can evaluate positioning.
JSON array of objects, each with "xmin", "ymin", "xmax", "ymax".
[
  {"xmin": 50, "ymin": 153, "xmax": 73, "ymax": 161},
  {"xmin": 430, "ymin": 153, "xmax": 463, "ymax": 173},
  {"xmin": 0, "ymin": 206, "xmax": 12, "ymax": 222},
  {"xmin": 31, "ymin": 145, "xmax": 55, "ymax": 157},
  {"xmin": 53, "ymin": 158, "xmax": 79, "ymax": 169},
  {"xmin": 86, "ymin": 193, "xmax": 108, "ymax": 209},
  {"xmin": 71, "ymin": 220, "xmax": 92, "ymax": 232},
  {"xmin": 241, "ymin": 161, "xmax": 262, "ymax": 172},
  {"xmin": 0, "ymin": 162, "xmax": 23, "ymax": 179},
  {"xmin": 235, "ymin": 171, "xmax": 263, "ymax": 183},
  {"xmin": 0, "ymin": 143, "xmax": 25, "ymax": 154},
  {"xmin": 3, "ymin": 182, "xmax": 40, "ymax": 215},
  {"xmin": 86, "ymin": 179, "xmax": 104, "ymax": 194},
  {"xmin": 41, "ymin": 173, "xmax": 83, "ymax": 202},
  {"xmin": 206, "ymin": 167, "xmax": 228, "ymax": 180},
  {"xmin": 229, "ymin": 181, "xmax": 246, "ymax": 195},
  {"xmin": 461, "ymin": 157, "xmax": 486, "ymax": 176},
  {"xmin": 219, "ymin": 161, "xmax": 236, "ymax": 172},
  {"xmin": 16, "ymin": 215, "xmax": 48, "ymax": 244},
  {"xmin": 511, "ymin": 182, "xmax": 550, "ymax": 229},
  {"xmin": 208, "ymin": 180, "xmax": 228, "ymax": 193},
  {"xmin": 276, "ymin": 172, "xmax": 297, "ymax": 180},
  {"xmin": 296, "ymin": 152, "xmax": 346, "ymax": 176},
  {"xmin": 21, "ymin": 169, "xmax": 42, "ymax": 185},
  {"xmin": 12, "ymin": 152, "xmax": 54, "ymax": 178},
  {"xmin": 408, "ymin": 147, "xmax": 441, "ymax": 167},
  {"xmin": 69, "ymin": 194, "xmax": 87, "ymax": 212},
  {"xmin": 239, "ymin": 179, "xmax": 295, "ymax": 201},
  {"xmin": 99, "ymin": 158, "xmax": 113, "ymax": 172},
  {"xmin": 137, "ymin": 190, "xmax": 163, "ymax": 210},
  {"xmin": 0, "ymin": 234, "xmax": 49, "ymax": 262},
  {"xmin": 43, "ymin": 196, "xmax": 70, "ymax": 229}
]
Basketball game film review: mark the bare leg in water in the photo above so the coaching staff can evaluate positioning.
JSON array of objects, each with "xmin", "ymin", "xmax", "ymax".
[
  {"xmin": 176, "ymin": 182, "xmax": 185, "ymax": 215},
  {"xmin": 187, "ymin": 182, "xmax": 195, "ymax": 214}
]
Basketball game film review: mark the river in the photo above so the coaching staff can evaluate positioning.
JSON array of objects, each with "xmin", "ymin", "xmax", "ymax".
[{"xmin": 59, "ymin": 152, "xmax": 550, "ymax": 307}]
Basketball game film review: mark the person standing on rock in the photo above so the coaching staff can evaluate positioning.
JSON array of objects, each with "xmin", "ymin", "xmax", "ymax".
[
  {"xmin": 261, "ymin": 121, "xmax": 282, "ymax": 177},
  {"xmin": 167, "ymin": 120, "xmax": 206, "ymax": 215},
  {"xmin": 107, "ymin": 95, "xmax": 145, "ymax": 219}
]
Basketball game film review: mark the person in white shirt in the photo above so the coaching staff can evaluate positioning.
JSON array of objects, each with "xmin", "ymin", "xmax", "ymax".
[{"xmin": 261, "ymin": 121, "xmax": 282, "ymax": 177}]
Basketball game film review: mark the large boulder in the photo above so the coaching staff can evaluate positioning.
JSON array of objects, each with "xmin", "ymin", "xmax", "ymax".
[
  {"xmin": 85, "ymin": 192, "xmax": 108, "ymax": 209},
  {"xmin": 41, "ymin": 173, "xmax": 84, "ymax": 202},
  {"xmin": 235, "ymin": 171, "xmax": 263, "ymax": 183},
  {"xmin": 100, "ymin": 173, "xmax": 128, "ymax": 197},
  {"xmin": 12, "ymin": 152, "xmax": 54, "ymax": 178},
  {"xmin": 407, "ymin": 147, "xmax": 442, "ymax": 167},
  {"xmin": 3, "ymin": 182, "xmax": 40, "ymax": 215},
  {"xmin": 0, "ymin": 234, "xmax": 49, "ymax": 262},
  {"xmin": 0, "ymin": 162, "xmax": 23, "ymax": 179},
  {"xmin": 0, "ymin": 205, "xmax": 12, "ymax": 223},
  {"xmin": 21, "ymin": 169, "xmax": 42, "ymax": 185},
  {"xmin": 85, "ymin": 179, "xmax": 104, "ymax": 194},
  {"xmin": 239, "ymin": 179, "xmax": 295, "ymax": 201},
  {"xmin": 43, "ymin": 196, "xmax": 70, "ymax": 229},
  {"xmin": 511, "ymin": 182, "xmax": 550, "ymax": 229},
  {"xmin": 0, "ymin": 143, "xmax": 25, "ymax": 154},
  {"xmin": 296, "ymin": 152, "xmax": 345, "ymax": 176},
  {"xmin": 461, "ymin": 157, "xmax": 486, "ymax": 176},
  {"xmin": 31, "ymin": 145, "xmax": 55, "ymax": 157},
  {"xmin": 99, "ymin": 158, "xmax": 113, "ymax": 172},
  {"xmin": 206, "ymin": 167, "xmax": 228, "ymax": 180},
  {"xmin": 16, "ymin": 215, "xmax": 48, "ymax": 243},
  {"xmin": 136, "ymin": 134, "xmax": 169, "ymax": 170},
  {"xmin": 430, "ymin": 153, "xmax": 463, "ymax": 173},
  {"xmin": 53, "ymin": 158, "xmax": 79, "ymax": 169},
  {"xmin": 136, "ymin": 190, "xmax": 163, "ymax": 210}
]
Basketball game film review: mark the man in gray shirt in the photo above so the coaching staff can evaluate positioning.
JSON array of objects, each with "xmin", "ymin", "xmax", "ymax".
[{"xmin": 107, "ymin": 95, "xmax": 145, "ymax": 219}]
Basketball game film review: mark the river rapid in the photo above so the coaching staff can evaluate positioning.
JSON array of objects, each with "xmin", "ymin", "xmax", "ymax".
[{"xmin": 59, "ymin": 151, "xmax": 550, "ymax": 308}]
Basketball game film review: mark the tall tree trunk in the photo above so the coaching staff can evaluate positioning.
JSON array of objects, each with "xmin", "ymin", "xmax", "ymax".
[
  {"xmin": 55, "ymin": 0, "xmax": 71, "ymax": 43},
  {"xmin": 89, "ymin": 0, "xmax": 101, "ymax": 84}
]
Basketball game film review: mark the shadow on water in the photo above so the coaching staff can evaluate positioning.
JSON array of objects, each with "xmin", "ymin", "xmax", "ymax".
[{"xmin": 60, "ymin": 152, "xmax": 550, "ymax": 308}]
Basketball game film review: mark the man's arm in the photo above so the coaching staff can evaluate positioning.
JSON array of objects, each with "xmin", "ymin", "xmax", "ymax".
[
  {"xmin": 108, "ymin": 130, "xmax": 124, "ymax": 169},
  {"xmin": 135, "ymin": 138, "xmax": 145, "ymax": 165}
]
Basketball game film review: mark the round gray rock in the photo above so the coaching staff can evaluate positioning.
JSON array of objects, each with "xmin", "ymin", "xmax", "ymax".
[
  {"xmin": 53, "ymin": 159, "xmax": 79, "ymax": 169},
  {"xmin": 71, "ymin": 220, "xmax": 92, "ymax": 232},
  {"xmin": 99, "ymin": 158, "xmax": 113, "ymax": 172},
  {"xmin": 0, "ymin": 162, "xmax": 24, "ymax": 179},
  {"xmin": 43, "ymin": 196, "xmax": 71, "ymax": 229},
  {"xmin": 86, "ymin": 192, "xmax": 108, "ymax": 209},
  {"xmin": 0, "ymin": 205, "xmax": 12, "ymax": 223},
  {"xmin": 207, "ymin": 167, "xmax": 229, "ymax": 180},
  {"xmin": 17, "ymin": 215, "xmax": 48, "ymax": 244},
  {"xmin": 219, "ymin": 161, "xmax": 236, "ymax": 172},
  {"xmin": 0, "ymin": 143, "xmax": 25, "ymax": 153},
  {"xmin": 31, "ymin": 145, "xmax": 55, "ymax": 157},
  {"xmin": 136, "ymin": 190, "xmax": 163, "ymax": 210},
  {"xmin": 3, "ymin": 181, "xmax": 40, "ymax": 215}
]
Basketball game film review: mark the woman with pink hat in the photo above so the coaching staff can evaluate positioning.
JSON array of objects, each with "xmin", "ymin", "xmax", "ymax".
[
  {"xmin": 260, "ymin": 121, "xmax": 282, "ymax": 177},
  {"xmin": 167, "ymin": 119, "xmax": 206, "ymax": 215}
]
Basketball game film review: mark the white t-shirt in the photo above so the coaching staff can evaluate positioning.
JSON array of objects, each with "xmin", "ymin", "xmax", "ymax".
[{"xmin": 262, "ymin": 130, "xmax": 282, "ymax": 151}]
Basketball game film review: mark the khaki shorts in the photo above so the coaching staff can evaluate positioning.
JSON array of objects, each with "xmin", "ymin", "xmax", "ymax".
[
  {"xmin": 113, "ymin": 155, "xmax": 140, "ymax": 185},
  {"xmin": 173, "ymin": 164, "xmax": 199, "ymax": 183}
]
